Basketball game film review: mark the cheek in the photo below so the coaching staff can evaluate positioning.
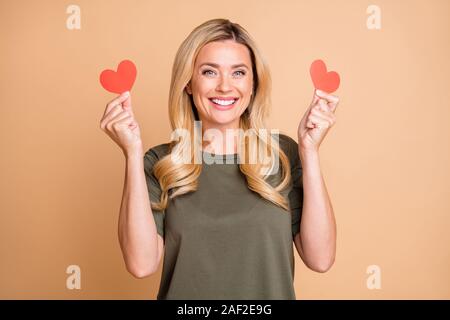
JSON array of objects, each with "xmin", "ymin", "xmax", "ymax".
[
  {"xmin": 195, "ymin": 77, "xmax": 216, "ymax": 91},
  {"xmin": 237, "ymin": 80, "xmax": 253, "ymax": 97},
  {"xmin": 190, "ymin": 77, "xmax": 205, "ymax": 94}
]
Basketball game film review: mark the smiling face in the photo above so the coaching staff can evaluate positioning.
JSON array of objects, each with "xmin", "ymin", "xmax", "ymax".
[{"xmin": 186, "ymin": 39, "xmax": 254, "ymax": 131}]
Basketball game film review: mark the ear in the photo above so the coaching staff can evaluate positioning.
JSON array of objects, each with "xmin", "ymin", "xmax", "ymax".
[{"xmin": 185, "ymin": 82, "xmax": 192, "ymax": 95}]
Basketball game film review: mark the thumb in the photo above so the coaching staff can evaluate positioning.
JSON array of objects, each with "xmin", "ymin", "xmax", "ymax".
[
  {"xmin": 309, "ymin": 89, "xmax": 320, "ymax": 110},
  {"xmin": 121, "ymin": 92, "xmax": 134, "ymax": 117}
]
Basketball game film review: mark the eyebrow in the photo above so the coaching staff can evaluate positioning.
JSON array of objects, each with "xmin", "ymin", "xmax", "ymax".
[{"xmin": 199, "ymin": 62, "xmax": 249, "ymax": 70}]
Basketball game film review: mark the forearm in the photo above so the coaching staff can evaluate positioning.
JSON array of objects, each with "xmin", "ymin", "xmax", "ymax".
[
  {"xmin": 298, "ymin": 147, "xmax": 336, "ymax": 270},
  {"xmin": 118, "ymin": 150, "xmax": 159, "ymax": 277}
]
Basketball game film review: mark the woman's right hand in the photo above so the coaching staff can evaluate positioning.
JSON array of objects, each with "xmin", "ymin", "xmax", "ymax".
[{"xmin": 100, "ymin": 91, "xmax": 143, "ymax": 157}]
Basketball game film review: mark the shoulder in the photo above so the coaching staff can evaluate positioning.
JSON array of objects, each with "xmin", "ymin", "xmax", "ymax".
[
  {"xmin": 277, "ymin": 133, "xmax": 299, "ymax": 161},
  {"xmin": 278, "ymin": 133, "xmax": 298, "ymax": 151}
]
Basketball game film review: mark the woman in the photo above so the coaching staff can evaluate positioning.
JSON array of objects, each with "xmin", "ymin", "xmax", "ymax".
[{"xmin": 100, "ymin": 18, "xmax": 338, "ymax": 300}]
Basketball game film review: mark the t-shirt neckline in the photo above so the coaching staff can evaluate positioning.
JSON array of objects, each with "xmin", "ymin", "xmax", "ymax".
[{"xmin": 201, "ymin": 150, "xmax": 239, "ymax": 160}]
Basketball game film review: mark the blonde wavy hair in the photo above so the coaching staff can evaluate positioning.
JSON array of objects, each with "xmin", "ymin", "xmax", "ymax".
[{"xmin": 151, "ymin": 18, "xmax": 292, "ymax": 212}]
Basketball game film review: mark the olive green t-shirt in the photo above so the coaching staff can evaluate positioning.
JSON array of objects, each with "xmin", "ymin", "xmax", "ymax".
[{"xmin": 143, "ymin": 133, "xmax": 303, "ymax": 300}]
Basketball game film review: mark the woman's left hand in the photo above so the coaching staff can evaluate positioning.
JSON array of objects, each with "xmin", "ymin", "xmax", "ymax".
[{"xmin": 297, "ymin": 89, "xmax": 340, "ymax": 152}]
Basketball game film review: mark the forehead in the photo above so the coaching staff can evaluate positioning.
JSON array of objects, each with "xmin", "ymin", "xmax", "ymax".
[{"xmin": 195, "ymin": 40, "xmax": 252, "ymax": 67}]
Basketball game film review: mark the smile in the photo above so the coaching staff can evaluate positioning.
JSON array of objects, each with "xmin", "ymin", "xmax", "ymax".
[{"xmin": 208, "ymin": 98, "xmax": 239, "ymax": 110}]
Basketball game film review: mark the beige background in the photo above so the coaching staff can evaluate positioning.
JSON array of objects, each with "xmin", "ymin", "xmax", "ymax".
[{"xmin": 1, "ymin": 0, "xmax": 449, "ymax": 299}]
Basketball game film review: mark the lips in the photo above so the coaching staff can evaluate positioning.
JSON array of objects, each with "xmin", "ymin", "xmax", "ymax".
[
  {"xmin": 209, "ymin": 96, "xmax": 238, "ymax": 101},
  {"xmin": 208, "ymin": 97, "xmax": 239, "ymax": 110}
]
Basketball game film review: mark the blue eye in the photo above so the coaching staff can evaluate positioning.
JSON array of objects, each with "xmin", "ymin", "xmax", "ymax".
[
  {"xmin": 202, "ymin": 69, "xmax": 216, "ymax": 76},
  {"xmin": 201, "ymin": 69, "xmax": 246, "ymax": 77}
]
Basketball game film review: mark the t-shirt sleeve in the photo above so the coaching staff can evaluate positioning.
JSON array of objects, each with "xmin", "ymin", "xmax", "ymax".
[
  {"xmin": 143, "ymin": 148, "xmax": 165, "ymax": 239},
  {"xmin": 285, "ymin": 136, "xmax": 304, "ymax": 239}
]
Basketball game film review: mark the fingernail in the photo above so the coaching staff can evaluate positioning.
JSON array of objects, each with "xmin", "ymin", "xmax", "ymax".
[
  {"xmin": 123, "ymin": 91, "xmax": 130, "ymax": 97},
  {"xmin": 316, "ymin": 89, "xmax": 323, "ymax": 95}
]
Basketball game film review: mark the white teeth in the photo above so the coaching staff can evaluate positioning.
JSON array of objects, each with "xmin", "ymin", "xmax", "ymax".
[{"xmin": 211, "ymin": 99, "xmax": 236, "ymax": 106}]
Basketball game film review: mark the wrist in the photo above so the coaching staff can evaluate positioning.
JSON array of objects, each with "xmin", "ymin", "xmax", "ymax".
[
  {"xmin": 298, "ymin": 146, "xmax": 319, "ymax": 164},
  {"xmin": 124, "ymin": 144, "xmax": 144, "ymax": 160},
  {"xmin": 298, "ymin": 145, "xmax": 318, "ymax": 156}
]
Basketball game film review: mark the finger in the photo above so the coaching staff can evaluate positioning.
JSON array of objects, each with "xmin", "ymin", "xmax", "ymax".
[
  {"xmin": 103, "ymin": 91, "xmax": 130, "ymax": 118},
  {"xmin": 107, "ymin": 110, "xmax": 131, "ymax": 125},
  {"xmin": 311, "ymin": 109, "xmax": 335, "ymax": 127},
  {"xmin": 311, "ymin": 108, "xmax": 335, "ymax": 124},
  {"xmin": 316, "ymin": 90, "xmax": 339, "ymax": 113},
  {"xmin": 100, "ymin": 104, "xmax": 125, "ymax": 130},
  {"xmin": 109, "ymin": 109, "xmax": 132, "ymax": 125},
  {"xmin": 318, "ymin": 99, "xmax": 332, "ymax": 114},
  {"xmin": 311, "ymin": 89, "xmax": 320, "ymax": 106},
  {"xmin": 306, "ymin": 115, "xmax": 326, "ymax": 129},
  {"xmin": 306, "ymin": 119, "xmax": 316, "ymax": 129},
  {"xmin": 122, "ymin": 93, "xmax": 134, "ymax": 117},
  {"xmin": 311, "ymin": 110, "xmax": 336, "ymax": 127},
  {"xmin": 313, "ymin": 100, "xmax": 334, "ymax": 117},
  {"xmin": 315, "ymin": 89, "xmax": 339, "ymax": 104},
  {"xmin": 121, "ymin": 93, "xmax": 137, "ymax": 121},
  {"xmin": 308, "ymin": 112, "xmax": 333, "ymax": 128},
  {"xmin": 328, "ymin": 99, "xmax": 339, "ymax": 113},
  {"xmin": 111, "ymin": 115, "xmax": 134, "ymax": 134},
  {"xmin": 318, "ymin": 94, "xmax": 339, "ymax": 114},
  {"xmin": 116, "ymin": 115, "xmax": 137, "ymax": 129},
  {"xmin": 106, "ymin": 111, "xmax": 132, "ymax": 131},
  {"xmin": 112, "ymin": 114, "xmax": 134, "ymax": 129}
]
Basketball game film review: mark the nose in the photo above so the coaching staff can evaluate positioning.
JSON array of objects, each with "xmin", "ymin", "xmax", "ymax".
[{"xmin": 216, "ymin": 74, "xmax": 232, "ymax": 92}]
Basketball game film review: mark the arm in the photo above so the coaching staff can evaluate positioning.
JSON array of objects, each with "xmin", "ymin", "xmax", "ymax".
[
  {"xmin": 294, "ymin": 88, "xmax": 340, "ymax": 273},
  {"xmin": 118, "ymin": 149, "xmax": 164, "ymax": 278},
  {"xmin": 99, "ymin": 92, "xmax": 163, "ymax": 278},
  {"xmin": 294, "ymin": 148, "xmax": 336, "ymax": 273}
]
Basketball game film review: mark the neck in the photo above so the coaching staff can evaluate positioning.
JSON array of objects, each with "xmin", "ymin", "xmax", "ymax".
[{"xmin": 200, "ymin": 121, "xmax": 240, "ymax": 155}]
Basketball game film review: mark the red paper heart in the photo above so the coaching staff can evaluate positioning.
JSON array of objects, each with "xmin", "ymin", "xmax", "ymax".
[
  {"xmin": 310, "ymin": 59, "xmax": 340, "ymax": 93},
  {"xmin": 99, "ymin": 59, "xmax": 137, "ymax": 94}
]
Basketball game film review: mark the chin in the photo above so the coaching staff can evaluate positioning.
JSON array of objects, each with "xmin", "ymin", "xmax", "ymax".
[{"xmin": 209, "ymin": 115, "xmax": 239, "ymax": 125}]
